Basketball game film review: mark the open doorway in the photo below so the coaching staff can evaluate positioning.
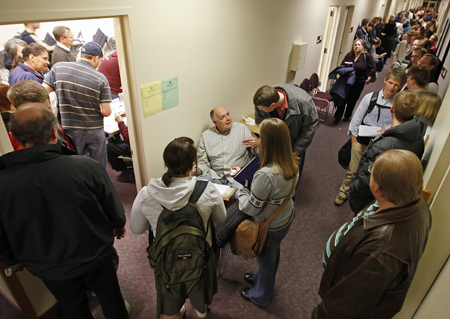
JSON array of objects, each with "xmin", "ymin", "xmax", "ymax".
[
  {"xmin": 336, "ymin": 6, "xmax": 354, "ymax": 75},
  {"xmin": 0, "ymin": 16, "xmax": 145, "ymax": 191},
  {"xmin": 317, "ymin": 6, "xmax": 341, "ymax": 92}
]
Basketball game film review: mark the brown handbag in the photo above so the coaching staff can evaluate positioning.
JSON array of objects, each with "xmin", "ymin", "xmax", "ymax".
[{"xmin": 230, "ymin": 178, "xmax": 296, "ymax": 259}]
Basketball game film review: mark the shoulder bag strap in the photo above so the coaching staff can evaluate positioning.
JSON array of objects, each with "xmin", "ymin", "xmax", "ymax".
[{"xmin": 265, "ymin": 177, "xmax": 297, "ymax": 226}]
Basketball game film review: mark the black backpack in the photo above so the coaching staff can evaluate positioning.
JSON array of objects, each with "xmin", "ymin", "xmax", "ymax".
[
  {"xmin": 15, "ymin": 30, "xmax": 33, "ymax": 42},
  {"xmin": 147, "ymin": 180, "xmax": 211, "ymax": 297}
]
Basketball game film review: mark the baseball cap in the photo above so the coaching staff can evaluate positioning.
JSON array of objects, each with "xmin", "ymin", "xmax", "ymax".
[{"xmin": 81, "ymin": 41, "xmax": 104, "ymax": 57}]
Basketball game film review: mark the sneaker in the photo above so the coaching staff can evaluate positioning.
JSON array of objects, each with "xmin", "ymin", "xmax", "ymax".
[
  {"xmin": 334, "ymin": 195, "xmax": 347, "ymax": 206},
  {"xmin": 116, "ymin": 173, "xmax": 135, "ymax": 183},
  {"xmin": 195, "ymin": 305, "xmax": 209, "ymax": 318},
  {"xmin": 125, "ymin": 301, "xmax": 131, "ymax": 319},
  {"xmin": 243, "ymin": 273, "xmax": 255, "ymax": 285},
  {"xmin": 179, "ymin": 305, "xmax": 186, "ymax": 319}
]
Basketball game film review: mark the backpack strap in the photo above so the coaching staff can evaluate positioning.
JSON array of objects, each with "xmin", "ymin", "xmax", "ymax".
[
  {"xmin": 189, "ymin": 180, "xmax": 208, "ymax": 204},
  {"xmin": 363, "ymin": 90, "xmax": 391, "ymax": 122},
  {"xmin": 365, "ymin": 90, "xmax": 379, "ymax": 116},
  {"xmin": 15, "ymin": 30, "xmax": 32, "ymax": 41}
]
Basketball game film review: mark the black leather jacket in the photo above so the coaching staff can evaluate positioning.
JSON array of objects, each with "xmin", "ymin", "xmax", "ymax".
[{"xmin": 312, "ymin": 198, "xmax": 431, "ymax": 319}]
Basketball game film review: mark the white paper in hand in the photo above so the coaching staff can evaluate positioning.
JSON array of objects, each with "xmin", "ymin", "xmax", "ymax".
[{"xmin": 358, "ymin": 125, "xmax": 382, "ymax": 137}]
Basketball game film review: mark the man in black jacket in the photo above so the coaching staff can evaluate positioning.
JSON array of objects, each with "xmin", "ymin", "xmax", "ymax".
[
  {"xmin": 348, "ymin": 90, "xmax": 426, "ymax": 214},
  {"xmin": 313, "ymin": 149, "xmax": 431, "ymax": 319},
  {"xmin": 0, "ymin": 104, "xmax": 130, "ymax": 319}
]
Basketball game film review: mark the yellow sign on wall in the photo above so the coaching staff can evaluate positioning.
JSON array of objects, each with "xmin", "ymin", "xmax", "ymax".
[
  {"xmin": 141, "ymin": 81, "xmax": 163, "ymax": 117},
  {"xmin": 141, "ymin": 76, "xmax": 179, "ymax": 118}
]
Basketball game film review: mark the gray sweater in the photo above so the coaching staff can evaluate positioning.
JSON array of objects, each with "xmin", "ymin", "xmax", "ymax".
[
  {"xmin": 197, "ymin": 122, "xmax": 256, "ymax": 182},
  {"xmin": 239, "ymin": 166, "xmax": 298, "ymax": 230}
]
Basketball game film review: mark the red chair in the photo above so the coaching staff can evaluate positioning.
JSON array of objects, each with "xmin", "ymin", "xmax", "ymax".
[
  {"xmin": 310, "ymin": 73, "xmax": 333, "ymax": 100},
  {"xmin": 310, "ymin": 73, "xmax": 332, "ymax": 122},
  {"xmin": 299, "ymin": 78, "xmax": 311, "ymax": 93}
]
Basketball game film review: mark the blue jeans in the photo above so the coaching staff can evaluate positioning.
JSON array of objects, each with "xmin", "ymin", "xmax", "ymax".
[
  {"xmin": 198, "ymin": 171, "xmax": 243, "ymax": 199},
  {"xmin": 65, "ymin": 128, "xmax": 107, "ymax": 169},
  {"xmin": 249, "ymin": 222, "xmax": 292, "ymax": 306}
]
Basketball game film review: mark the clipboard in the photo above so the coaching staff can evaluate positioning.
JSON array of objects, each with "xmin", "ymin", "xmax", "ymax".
[{"xmin": 233, "ymin": 155, "xmax": 261, "ymax": 187}]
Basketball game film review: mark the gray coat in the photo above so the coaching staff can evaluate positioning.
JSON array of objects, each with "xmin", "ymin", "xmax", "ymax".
[{"xmin": 255, "ymin": 84, "xmax": 319, "ymax": 154}]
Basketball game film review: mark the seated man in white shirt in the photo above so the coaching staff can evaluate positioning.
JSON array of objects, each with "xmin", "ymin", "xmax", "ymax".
[{"xmin": 196, "ymin": 106, "xmax": 258, "ymax": 196}]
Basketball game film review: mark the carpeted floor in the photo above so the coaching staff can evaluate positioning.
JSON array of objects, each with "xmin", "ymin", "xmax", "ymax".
[{"xmin": 0, "ymin": 58, "xmax": 392, "ymax": 319}]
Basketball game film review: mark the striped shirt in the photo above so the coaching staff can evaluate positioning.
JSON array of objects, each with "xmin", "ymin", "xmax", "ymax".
[
  {"xmin": 323, "ymin": 202, "xmax": 378, "ymax": 266},
  {"xmin": 44, "ymin": 59, "xmax": 111, "ymax": 130}
]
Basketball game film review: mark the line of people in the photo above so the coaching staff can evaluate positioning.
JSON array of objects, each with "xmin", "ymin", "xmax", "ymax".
[
  {"xmin": 332, "ymin": 7, "xmax": 441, "ymax": 124},
  {"xmin": 0, "ymin": 8, "xmax": 442, "ymax": 319}
]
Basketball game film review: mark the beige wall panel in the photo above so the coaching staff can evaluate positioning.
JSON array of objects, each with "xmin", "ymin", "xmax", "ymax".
[
  {"xmin": 413, "ymin": 257, "xmax": 450, "ymax": 318},
  {"xmin": 395, "ymin": 163, "xmax": 450, "ymax": 318}
]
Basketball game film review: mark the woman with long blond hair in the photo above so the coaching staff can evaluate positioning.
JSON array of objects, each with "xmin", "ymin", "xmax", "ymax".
[
  {"xmin": 235, "ymin": 118, "xmax": 299, "ymax": 306},
  {"xmin": 417, "ymin": 92, "xmax": 442, "ymax": 141},
  {"xmin": 417, "ymin": 92, "xmax": 441, "ymax": 124}
]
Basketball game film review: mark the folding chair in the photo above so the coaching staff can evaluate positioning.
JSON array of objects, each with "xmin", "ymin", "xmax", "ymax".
[{"xmin": 310, "ymin": 73, "xmax": 333, "ymax": 122}]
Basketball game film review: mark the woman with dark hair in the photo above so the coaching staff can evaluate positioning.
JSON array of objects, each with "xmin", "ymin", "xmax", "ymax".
[
  {"xmin": 130, "ymin": 137, "xmax": 226, "ymax": 319},
  {"xmin": 233, "ymin": 118, "xmax": 299, "ymax": 306},
  {"xmin": 8, "ymin": 43, "xmax": 50, "ymax": 86},
  {"xmin": 332, "ymin": 38, "xmax": 376, "ymax": 124},
  {"xmin": 0, "ymin": 84, "xmax": 15, "ymax": 130},
  {"xmin": 417, "ymin": 25, "xmax": 426, "ymax": 37}
]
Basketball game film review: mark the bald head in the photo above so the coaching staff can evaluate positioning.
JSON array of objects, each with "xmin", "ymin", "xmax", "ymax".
[
  {"xmin": 10, "ymin": 103, "xmax": 58, "ymax": 148},
  {"xmin": 210, "ymin": 106, "xmax": 232, "ymax": 134}
]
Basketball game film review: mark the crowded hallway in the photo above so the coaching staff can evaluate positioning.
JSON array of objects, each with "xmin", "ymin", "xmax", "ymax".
[
  {"xmin": 0, "ymin": 55, "xmax": 427, "ymax": 319},
  {"xmin": 1, "ymin": 1, "xmax": 450, "ymax": 319}
]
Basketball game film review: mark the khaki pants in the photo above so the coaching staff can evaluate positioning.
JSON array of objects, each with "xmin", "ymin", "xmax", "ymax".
[{"xmin": 338, "ymin": 141, "xmax": 367, "ymax": 198}]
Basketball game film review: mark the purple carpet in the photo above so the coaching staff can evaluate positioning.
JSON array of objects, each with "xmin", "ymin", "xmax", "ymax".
[{"xmin": 0, "ymin": 58, "xmax": 392, "ymax": 319}]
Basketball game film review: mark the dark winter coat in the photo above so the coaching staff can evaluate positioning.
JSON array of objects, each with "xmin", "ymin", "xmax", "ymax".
[{"xmin": 348, "ymin": 116, "xmax": 427, "ymax": 214}]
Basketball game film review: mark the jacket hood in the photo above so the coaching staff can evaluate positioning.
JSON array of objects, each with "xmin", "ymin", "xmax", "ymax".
[
  {"xmin": 140, "ymin": 176, "xmax": 197, "ymax": 211},
  {"xmin": 383, "ymin": 115, "xmax": 427, "ymax": 142}
]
